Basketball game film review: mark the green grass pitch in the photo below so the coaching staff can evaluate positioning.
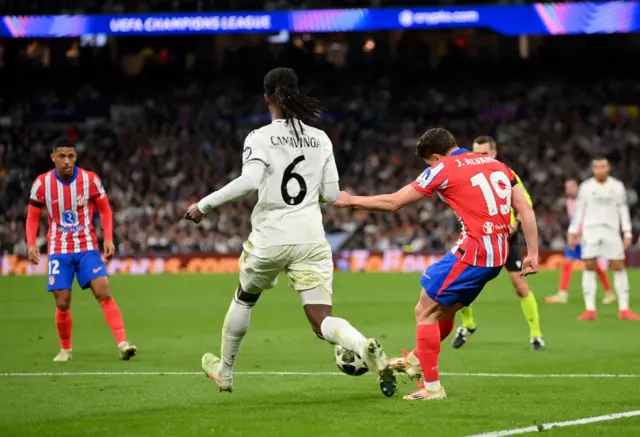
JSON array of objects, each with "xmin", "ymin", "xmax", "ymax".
[{"xmin": 1, "ymin": 271, "xmax": 640, "ymax": 437}]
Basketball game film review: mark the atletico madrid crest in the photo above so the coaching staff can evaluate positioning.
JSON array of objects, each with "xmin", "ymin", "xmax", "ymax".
[
  {"xmin": 49, "ymin": 275, "xmax": 55, "ymax": 285},
  {"xmin": 77, "ymin": 195, "xmax": 86, "ymax": 207}
]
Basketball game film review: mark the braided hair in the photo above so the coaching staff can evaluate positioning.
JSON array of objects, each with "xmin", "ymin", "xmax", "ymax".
[{"xmin": 264, "ymin": 67, "xmax": 324, "ymax": 139}]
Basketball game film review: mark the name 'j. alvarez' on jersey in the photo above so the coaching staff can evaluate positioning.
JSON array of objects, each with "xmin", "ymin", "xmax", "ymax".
[{"xmin": 410, "ymin": 149, "xmax": 518, "ymax": 268}]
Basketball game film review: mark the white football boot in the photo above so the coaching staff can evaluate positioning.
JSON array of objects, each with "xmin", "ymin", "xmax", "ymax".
[
  {"xmin": 201, "ymin": 353, "xmax": 233, "ymax": 393},
  {"xmin": 53, "ymin": 349, "xmax": 72, "ymax": 362}
]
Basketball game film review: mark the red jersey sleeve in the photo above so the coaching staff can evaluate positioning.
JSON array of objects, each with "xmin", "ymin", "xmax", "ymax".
[
  {"xmin": 88, "ymin": 172, "xmax": 107, "ymax": 199},
  {"xmin": 411, "ymin": 162, "xmax": 448, "ymax": 197},
  {"xmin": 28, "ymin": 175, "xmax": 46, "ymax": 207},
  {"xmin": 88, "ymin": 172, "xmax": 113, "ymax": 241}
]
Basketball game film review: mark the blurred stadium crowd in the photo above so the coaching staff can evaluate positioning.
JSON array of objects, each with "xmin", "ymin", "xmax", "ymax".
[{"xmin": 1, "ymin": 31, "xmax": 640, "ymax": 256}]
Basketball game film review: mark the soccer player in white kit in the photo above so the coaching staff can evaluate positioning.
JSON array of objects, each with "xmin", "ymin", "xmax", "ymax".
[
  {"xmin": 567, "ymin": 157, "xmax": 640, "ymax": 321},
  {"xmin": 184, "ymin": 67, "xmax": 397, "ymax": 397}
]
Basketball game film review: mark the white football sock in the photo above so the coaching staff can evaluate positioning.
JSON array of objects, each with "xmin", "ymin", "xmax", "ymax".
[
  {"xmin": 425, "ymin": 381, "xmax": 441, "ymax": 391},
  {"xmin": 582, "ymin": 270, "xmax": 597, "ymax": 311},
  {"xmin": 219, "ymin": 295, "xmax": 254, "ymax": 375},
  {"xmin": 614, "ymin": 270, "xmax": 630, "ymax": 311},
  {"xmin": 320, "ymin": 316, "xmax": 368, "ymax": 358}
]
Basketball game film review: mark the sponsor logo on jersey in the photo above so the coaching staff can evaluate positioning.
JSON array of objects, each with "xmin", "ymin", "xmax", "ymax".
[
  {"xmin": 62, "ymin": 210, "xmax": 79, "ymax": 227},
  {"xmin": 483, "ymin": 222, "xmax": 494, "ymax": 234},
  {"xmin": 270, "ymin": 136, "xmax": 320, "ymax": 148}
]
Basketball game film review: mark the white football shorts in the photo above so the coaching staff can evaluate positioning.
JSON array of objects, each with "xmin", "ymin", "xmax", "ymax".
[
  {"xmin": 238, "ymin": 240, "xmax": 333, "ymax": 305},
  {"xmin": 581, "ymin": 226, "xmax": 625, "ymax": 261}
]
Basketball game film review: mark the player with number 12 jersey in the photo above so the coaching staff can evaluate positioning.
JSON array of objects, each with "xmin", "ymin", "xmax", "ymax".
[
  {"xmin": 185, "ymin": 67, "xmax": 397, "ymax": 398},
  {"xmin": 26, "ymin": 137, "xmax": 136, "ymax": 362},
  {"xmin": 332, "ymin": 128, "xmax": 539, "ymax": 400}
]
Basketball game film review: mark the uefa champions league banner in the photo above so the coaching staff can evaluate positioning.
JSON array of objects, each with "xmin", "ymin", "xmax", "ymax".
[
  {"xmin": 1, "ymin": 1, "xmax": 639, "ymax": 38},
  {"xmin": 2, "ymin": 250, "xmax": 639, "ymax": 276}
]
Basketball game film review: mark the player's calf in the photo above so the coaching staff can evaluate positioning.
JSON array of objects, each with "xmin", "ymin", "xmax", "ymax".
[
  {"xmin": 90, "ymin": 277, "xmax": 136, "ymax": 359},
  {"xmin": 52, "ymin": 290, "xmax": 73, "ymax": 359}
]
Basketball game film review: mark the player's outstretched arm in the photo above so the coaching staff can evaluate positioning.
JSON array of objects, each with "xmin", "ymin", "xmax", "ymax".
[
  {"xmin": 512, "ymin": 184, "xmax": 539, "ymax": 275},
  {"xmin": 333, "ymin": 184, "xmax": 423, "ymax": 212},
  {"xmin": 185, "ymin": 162, "xmax": 266, "ymax": 223}
]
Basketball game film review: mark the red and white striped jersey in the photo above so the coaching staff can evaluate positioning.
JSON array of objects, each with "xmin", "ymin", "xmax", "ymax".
[
  {"xmin": 565, "ymin": 197, "xmax": 580, "ymax": 231},
  {"xmin": 411, "ymin": 149, "xmax": 517, "ymax": 268},
  {"xmin": 29, "ymin": 167, "xmax": 106, "ymax": 255}
]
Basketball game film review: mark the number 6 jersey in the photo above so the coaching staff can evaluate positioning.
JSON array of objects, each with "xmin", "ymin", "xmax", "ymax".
[
  {"xmin": 411, "ymin": 148, "xmax": 517, "ymax": 267},
  {"xmin": 242, "ymin": 119, "xmax": 338, "ymax": 247}
]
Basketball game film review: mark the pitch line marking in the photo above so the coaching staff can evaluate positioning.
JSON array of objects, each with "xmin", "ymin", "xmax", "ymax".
[
  {"xmin": 1, "ymin": 371, "xmax": 640, "ymax": 378},
  {"xmin": 464, "ymin": 410, "xmax": 640, "ymax": 437}
]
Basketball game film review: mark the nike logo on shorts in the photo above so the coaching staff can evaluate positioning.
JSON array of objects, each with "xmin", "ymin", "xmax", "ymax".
[{"xmin": 93, "ymin": 267, "xmax": 103, "ymax": 274}]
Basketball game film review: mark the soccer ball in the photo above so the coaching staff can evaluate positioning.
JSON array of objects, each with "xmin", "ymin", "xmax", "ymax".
[{"xmin": 334, "ymin": 345, "xmax": 369, "ymax": 376}]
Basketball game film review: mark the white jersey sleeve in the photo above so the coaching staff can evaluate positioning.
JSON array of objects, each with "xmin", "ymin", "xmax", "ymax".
[
  {"xmin": 319, "ymin": 152, "xmax": 340, "ymax": 203},
  {"xmin": 243, "ymin": 130, "xmax": 270, "ymax": 169},
  {"xmin": 197, "ymin": 132, "xmax": 267, "ymax": 213},
  {"xmin": 246, "ymin": 119, "xmax": 336, "ymax": 247},
  {"xmin": 617, "ymin": 182, "xmax": 632, "ymax": 235}
]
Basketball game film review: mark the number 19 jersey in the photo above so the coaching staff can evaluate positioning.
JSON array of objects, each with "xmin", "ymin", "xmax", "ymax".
[
  {"xmin": 411, "ymin": 148, "xmax": 517, "ymax": 267},
  {"xmin": 242, "ymin": 119, "xmax": 338, "ymax": 247}
]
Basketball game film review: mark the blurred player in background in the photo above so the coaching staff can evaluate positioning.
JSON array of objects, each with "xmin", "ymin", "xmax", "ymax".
[
  {"xmin": 26, "ymin": 137, "xmax": 136, "ymax": 362},
  {"xmin": 546, "ymin": 178, "xmax": 614, "ymax": 304},
  {"xmin": 568, "ymin": 157, "xmax": 639, "ymax": 321},
  {"xmin": 184, "ymin": 67, "xmax": 396, "ymax": 397},
  {"xmin": 451, "ymin": 136, "xmax": 544, "ymax": 351},
  {"xmin": 333, "ymin": 128, "xmax": 539, "ymax": 400}
]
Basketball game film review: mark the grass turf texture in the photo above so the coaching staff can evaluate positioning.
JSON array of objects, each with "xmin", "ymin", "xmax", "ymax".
[{"xmin": 1, "ymin": 271, "xmax": 640, "ymax": 437}]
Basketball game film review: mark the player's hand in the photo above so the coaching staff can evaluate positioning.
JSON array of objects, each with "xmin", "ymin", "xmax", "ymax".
[
  {"xmin": 27, "ymin": 245, "xmax": 40, "ymax": 265},
  {"xmin": 520, "ymin": 254, "xmax": 539, "ymax": 277},
  {"xmin": 332, "ymin": 191, "xmax": 352, "ymax": 208},
  {"xmin": 623, "ymin": 235, "xmax": 633, "ymax": 250},
  {"xmin": 184, "ymin": 203, "xmax": 205, "ymax": 224},
  {"xmin": 567, "ymin": 232, "xmax": 580, "ymax": 250},
  {"xmin": 103, "ymin": 240, "xmax": 116, "ymax": 261}
]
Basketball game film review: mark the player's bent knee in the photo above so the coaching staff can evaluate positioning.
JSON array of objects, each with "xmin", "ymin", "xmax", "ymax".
[
  {"xmin": 609, "ymin": 260, "xmax": 625, "ymax": 271},
  {"xmin": 510, "ymin": 276, "xmax": 529, "ymax": 297},
  {"xmin": 53, "ymin": 290, "xmax": 71, "ymax": 311},
  {"xmin": 90, "ymin": 276, "xmax": 111, "ymax": 300},
  {"xmin": 236, "ymin": 284, "xmax": 262, "ymax": 304},
  {"xmin": 416, "ymin": 290, "xmax": 444, "ymax": 324},
  {"xmin": 583, "ymin": 259, "xmax": 597, "ymax": 271},
  {"xmin": 303, "ymin": 303, "xmax": 332, "ymax": 337}
]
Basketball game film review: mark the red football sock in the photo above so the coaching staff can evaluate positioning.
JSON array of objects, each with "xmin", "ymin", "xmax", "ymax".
[
  {"xmin": 595, "ymin": 265, "xmax": 612, "ymax": 292},
  {"xmin": 559, "ymin": 260, "xmax": 573, "ymax": 292},
  {"xmin": 415, "ymin": 323, "xmax": 441, "ymax": 384},
  {"xmin": 99, "ymin": 297, "xmax": 127, "ymax": 344},
  {"xmin": 55, "ymin": 308, "xmax": 72, "ymax": 350},
  {"xmin": 439, "ymin": 319, "xmax": 454, "ymax": 342}
]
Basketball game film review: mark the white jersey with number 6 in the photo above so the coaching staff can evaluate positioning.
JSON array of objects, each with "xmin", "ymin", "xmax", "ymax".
[{"xmin": 243, "ymin": 118, "xmax": 338, "ymax": 247}]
